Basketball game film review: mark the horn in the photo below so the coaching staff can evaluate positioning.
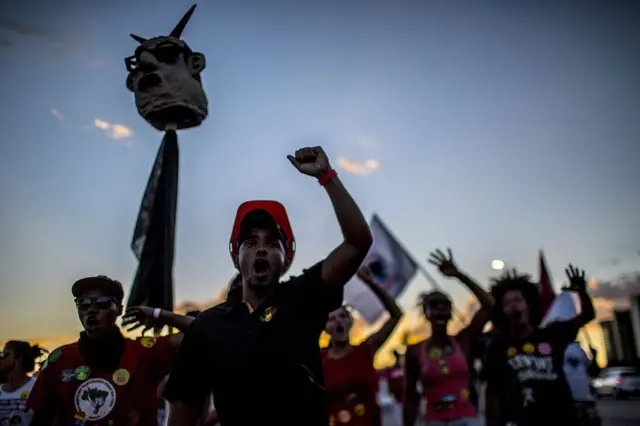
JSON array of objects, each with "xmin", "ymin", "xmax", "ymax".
[
  {"xmin": 130, "ymin": 34, "xmax": 147, "ymax": 43},
  {"xmin": 169, "ymin": 4, "xmax": 197, "ymax": 38}
]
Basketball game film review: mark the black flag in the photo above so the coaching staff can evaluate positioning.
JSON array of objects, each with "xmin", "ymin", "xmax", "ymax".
[{"xmin": 127, "ymin": 130, "xmax": 179, "ymax": 315}]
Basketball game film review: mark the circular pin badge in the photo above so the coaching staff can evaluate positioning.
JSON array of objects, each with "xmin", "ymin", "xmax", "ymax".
[
  {"xmin": 75, "ymin": 365, "xmax": 91, "ymax": 381},
  {"xmin": 507, "ymin": 347, "xmax": 517, "ymax": 357},
  {"xmin": 338, "ymin": 410, "xmax": 351, "ymax": 423},
  {"xmin": 354, "ymin": 403, "xmax": 365, "ymax": 416},
  {"xmin": 112, "ymin": 368, "xmax": 130, "ymax": 386},
  {"xmin": 140, "ymin": 336, "xmax": 156, "ymax": 348},
  {"xmin": 48, "ymin": 348, "xmax": 62, "ymax": 363},
  {"xmin": 522, "ymin": 343, "xmax": 535, "ymax": 354},
  {"xmin": 20, "ymin": 391, "xmax": 30, "ymax": 400},
  {"xmin": 440, "ymin": 365, "xmax": 450, "ymax": 375}
]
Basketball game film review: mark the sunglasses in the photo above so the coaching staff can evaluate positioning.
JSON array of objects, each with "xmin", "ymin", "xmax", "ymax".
[{"xmin": 75, "ymin": 296, "xmax": 116, "ymax": 311}]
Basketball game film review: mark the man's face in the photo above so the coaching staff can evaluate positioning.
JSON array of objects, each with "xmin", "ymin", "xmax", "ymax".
[
  {"xmin": 125, "ymin": 37, "xmax": 208, "ymax": 130},
  {"xmin": 325, "ymin": 307, "xmax": 352, "ymax": 342},
  {"xmin": 238, "ymin": 227, "xmax": 285, "ymax": 289},
  {"xmin": 502, "ymin": 289, "xmax": 530, "ymax": 329},
  {"xmin": 75, "ymin": 289, "xmax": 121, "ymax": 338}
]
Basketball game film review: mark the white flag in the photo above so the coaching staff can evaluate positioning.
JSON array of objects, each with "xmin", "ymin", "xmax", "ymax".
[
  {"xmin": 540, "ymin": 290, "xmax": 578, "ymax": 327},
  {"xmin": 345, "ymin": 215, "xmax": 418, "ymax": 323}
]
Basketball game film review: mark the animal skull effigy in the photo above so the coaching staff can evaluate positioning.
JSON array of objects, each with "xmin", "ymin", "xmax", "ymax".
[{"xmin": 125, "ymin": 4, "xmax": 208, "ymax": 131}]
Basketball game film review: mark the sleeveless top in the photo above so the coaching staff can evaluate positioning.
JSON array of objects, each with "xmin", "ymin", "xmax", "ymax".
[
  {"xmin": 322, "ymin": 343, "xmax": 381, "ymax": 426},
  {"xmin": 418, "ymin": 338, "xmax": 476, "ymax": 421}
]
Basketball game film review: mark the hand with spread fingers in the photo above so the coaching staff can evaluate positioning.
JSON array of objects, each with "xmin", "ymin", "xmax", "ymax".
[
  {"xmin": 428, "ymin": 248, "xmax": 460, "ymax": 278},
  {"xmin": 563, "ymin": 264, "xmax": 587, "ymax": 293},
  {"xmin": 287, "ymin": 146, "xmax": 332, "ymax": 178},
  {"xmin": 122, "ymin": 306, "xmax": 156, "ymax": 334}
]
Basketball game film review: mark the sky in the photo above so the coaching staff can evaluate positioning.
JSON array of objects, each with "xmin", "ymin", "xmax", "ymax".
[{"xmin": 1, "ymin": 0, "xmax": 639, "ymax": 365}]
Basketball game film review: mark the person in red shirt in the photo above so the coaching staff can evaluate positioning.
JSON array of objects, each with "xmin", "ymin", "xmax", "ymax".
[
  {"xmin": 322, "ymin": 265, "xmax": 403, "ymax": 426},
  {"xmin": 27, "ymin": 275, "xmax": 191, "ymax": 426}
]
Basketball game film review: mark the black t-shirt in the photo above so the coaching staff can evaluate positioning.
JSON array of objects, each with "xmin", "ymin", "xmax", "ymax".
[
  {"xmin": 485, "ymin": 321, "xmax": 579, "ymax": 426},
  {"xmin": 164, "ymin": 262, "xmax": 342, "ymax": 426}
]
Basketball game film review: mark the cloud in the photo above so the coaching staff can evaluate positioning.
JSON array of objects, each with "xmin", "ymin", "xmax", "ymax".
[
  {"xmin": 590, "ymin": 272, "xmax": 640, "ymax": 301},
  {"xmin": 0, "ymin": 19, "xmax": 81, "ymax": 53},
  {"xmin": 337, "ymin": 157, "xmax": 380, "ymax": 176},
  {"xmin": 51, "ymin": 108, "xmax": 64, "ymax": 121},
  {"xmin": 93, "ymin": 119, "xmax": 134, "ymax": 142}
]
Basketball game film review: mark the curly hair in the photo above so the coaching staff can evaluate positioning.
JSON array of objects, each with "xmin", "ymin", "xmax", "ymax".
[
  {"xmin": 4, "ymin": 341, "xmax": 48, "ymax": 373},
  {"xmin": 416, "ymin": 290, "xmax": 452, "ymax": 311},
  {"xmin": 490, "ymin": 271, "xmax": 542, "ymax": 331}
]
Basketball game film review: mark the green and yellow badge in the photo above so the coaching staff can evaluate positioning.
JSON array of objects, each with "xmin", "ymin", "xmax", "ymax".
[
  {"xmin": 113, "ymin": 368, "xmax": 130, "ymax": 386},
  {"xmin": 427, "ymin": 347, "xmax": 443, "ymax": 359},
  {"xmin": 523, "ymin": 343, "xmax": 535, "ymax": 354},
  {"xmin": 74, "ymin": 365, "xmax": 90, "ymax": 381},
  {"xmin": 260, "ymin": 307, "xmax": 277, "ymax": 322}
]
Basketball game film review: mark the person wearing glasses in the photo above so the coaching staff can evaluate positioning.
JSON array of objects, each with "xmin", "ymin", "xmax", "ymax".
[
  {"xmin": 0, "ymin": 341, "xmax": 47, "ymax": 425},
  {"xmin": 27, "ymin": 275, "xmax": 191, "ymax": 426}
]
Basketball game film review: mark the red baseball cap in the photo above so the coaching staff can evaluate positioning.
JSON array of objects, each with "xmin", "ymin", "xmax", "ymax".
[{"xmin": 229, "ymin": 200, "xmax": 295, "ymax": 273}]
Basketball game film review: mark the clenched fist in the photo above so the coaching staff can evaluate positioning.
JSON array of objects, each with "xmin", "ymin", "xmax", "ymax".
[{"xmin": 287, "ymin": 146, "xmax": 332, "ymax": 178}]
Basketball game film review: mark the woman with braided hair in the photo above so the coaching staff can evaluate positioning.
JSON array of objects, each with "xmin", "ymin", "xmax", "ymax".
[{"xmin": 0, "ymin": 341, "xmax": 47, "ymax": 425}]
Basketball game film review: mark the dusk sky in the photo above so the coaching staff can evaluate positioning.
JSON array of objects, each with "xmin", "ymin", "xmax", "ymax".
[{"xmin": 1, "ymin": 0, "xmax": 639, "ymax": 358}]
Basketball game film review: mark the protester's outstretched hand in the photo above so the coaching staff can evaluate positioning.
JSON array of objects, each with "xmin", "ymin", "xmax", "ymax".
[
  {"xmin": 122, "ymin": 306, "xmax": 156, "ymax": 334},
  {"xmin": 428, "ymin": 248, "xmax": 459, "ymax": 277},
  {"xmin": 287, "ymin": 146, "xmax": 332, "ymax": 178},
  {"xmin": 563, "ymin": 264, "xmax": 587, "ymax": 293}
]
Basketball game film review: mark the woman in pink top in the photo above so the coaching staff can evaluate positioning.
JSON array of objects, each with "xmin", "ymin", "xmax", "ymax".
[{"xmin": 404, "ymin": 249, "xmax": 494, "ymax": 426}]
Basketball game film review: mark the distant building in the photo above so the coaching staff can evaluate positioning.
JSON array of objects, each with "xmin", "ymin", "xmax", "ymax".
[
  {"xmin": 600, "ymin": 306, "xmax": 640, "ymax": 366},
  {"xmin": 600, "ymin": 320, "xmax": 618, "ymax": 362},
  {"xmin": 630, "ymin": 294, "xmax": 640, "ymax": 357}
]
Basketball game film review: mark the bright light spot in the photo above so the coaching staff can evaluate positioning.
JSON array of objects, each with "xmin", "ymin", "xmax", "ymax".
[{"xmin": 491, "ymin": 260, "xmax": 505, "ymax": 270}]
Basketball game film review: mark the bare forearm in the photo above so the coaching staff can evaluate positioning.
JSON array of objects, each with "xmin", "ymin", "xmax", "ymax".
[
  {"xmin": 578, "ymin": 289, "xmax": 595, "ymax": 323},
  {"xmin": 455, "ymin": 271, "xmax": 494, "ymax": 309},
  {"xmin": 159, "ymin": 310, "xmax": 195, "ymax": 331},
  {"xmin": 363, "ymin": 276, "xmax": 403, "ymax": 318},
  {"xmin": 324, "ymin": 177, "xmax": 372, "ymax": 250}
]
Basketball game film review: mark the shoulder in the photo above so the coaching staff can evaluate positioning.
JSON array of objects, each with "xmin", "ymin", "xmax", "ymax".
[
  {"xmin": 281, "ymin": 261, "xmax": 324, "ymax": 288},
  {"xmin": 48, "ymin": 343, "xmax": 78, "ymax": 362}
]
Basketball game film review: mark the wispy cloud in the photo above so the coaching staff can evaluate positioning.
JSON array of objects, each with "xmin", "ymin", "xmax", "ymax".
[
  {"xmin": 51, "ymin": 108, "xmax": 64, "ymax": 121},
  {"xmin": 93, "ymin": 119, "xmax": 134, "ymax": 142},
  {"xmin": 337, "ymin": 156, "xmax": 380, "ymax": 176},
  {"xmin": 0, "ymin": 18, "xmax": 85, "ymax": 55}
]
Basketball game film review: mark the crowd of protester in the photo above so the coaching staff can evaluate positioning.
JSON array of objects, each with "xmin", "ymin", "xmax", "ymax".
[{"xmin": 0, "ymin": 147, "xmax": 603, "ymax": 426}]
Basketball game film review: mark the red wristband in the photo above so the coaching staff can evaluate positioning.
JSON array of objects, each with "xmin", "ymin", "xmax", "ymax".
[{"xmin": 318, "ymin": 169, "xmax": 337, "ymax": 186}]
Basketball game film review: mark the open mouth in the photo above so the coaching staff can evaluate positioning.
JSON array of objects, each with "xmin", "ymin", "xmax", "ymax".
[
  {"xmin": 253, "ymin": 258, "xmax": 270, "ymax": 276},
  {"xmin": 336, "ymin": 325, "xmax": 345, "ymax": 334},
  {"xmin": 86, "ymin": 316, "xmax": 99, "ymax": 328}
]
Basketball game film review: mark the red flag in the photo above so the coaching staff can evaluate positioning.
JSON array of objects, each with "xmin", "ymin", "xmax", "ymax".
[{"xmin": 539, "ymin": 250, "xmax": 556, "ymax": 317}]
